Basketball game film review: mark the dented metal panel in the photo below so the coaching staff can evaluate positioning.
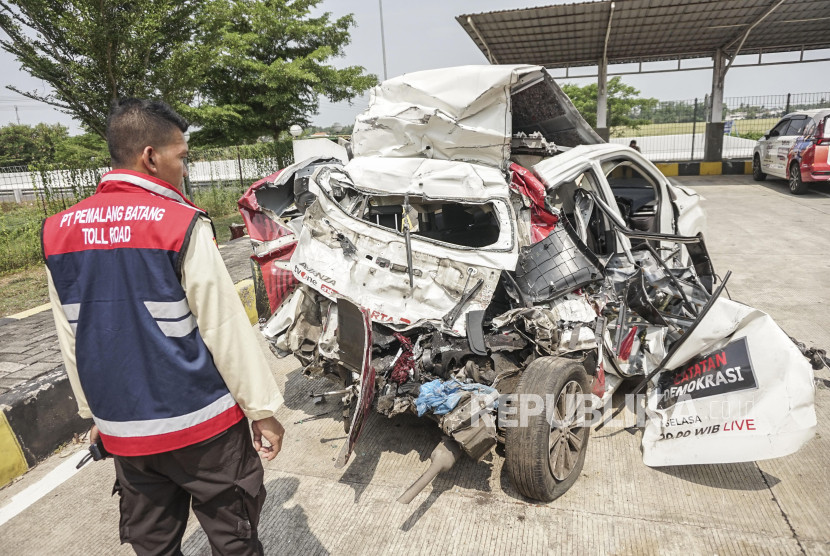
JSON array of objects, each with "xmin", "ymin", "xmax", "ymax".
[
  {"xmin": 291, "ymin": 197, "xmax": 506, "ymax": 335},
  {"xmin": 352, "ymin": 65, "xmax": 534, "ymax": 167},
  {"xmin": 342, "ymin": 157, "xmax": 511, "ymax": 201},
  {"xmin": 643, "ymin": 298, "xmax": 817, "ymax": 466},
  {"xmin": 352, "ymin": 65, "xmax": 600, "ymax": 168}
]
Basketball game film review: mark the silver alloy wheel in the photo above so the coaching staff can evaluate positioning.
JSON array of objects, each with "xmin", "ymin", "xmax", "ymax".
[
  {"xmin": 548, "ymin": 379, "xmax": 586, "ymax": 481},
  {"xmin": 789, "ymin": 164, "xmax": 800, "ymax": 192}
]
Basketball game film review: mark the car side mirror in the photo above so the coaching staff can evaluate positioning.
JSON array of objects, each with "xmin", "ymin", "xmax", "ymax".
[{"xmin": 763, "ymin": 134, "xmax": 770, "ymax": 140}]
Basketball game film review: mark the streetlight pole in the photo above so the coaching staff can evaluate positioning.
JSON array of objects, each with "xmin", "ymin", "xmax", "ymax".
[{"xmin": 379, "ymin": 0, "xmax": 388, "ymax": 80}]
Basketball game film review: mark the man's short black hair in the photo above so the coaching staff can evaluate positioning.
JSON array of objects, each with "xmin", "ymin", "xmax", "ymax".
[{"xmin": 106, "ymin": 99, "xmax": 188, "ymax": 167}]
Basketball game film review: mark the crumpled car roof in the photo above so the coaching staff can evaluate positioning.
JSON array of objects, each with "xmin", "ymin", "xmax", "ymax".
[
  {"xmin": 342, "ymin": 156, "xmax": 510, "ymax": 202},
  {"xmin": 351, "ymin": 65, "xmax": 602, "ymax": 169}
]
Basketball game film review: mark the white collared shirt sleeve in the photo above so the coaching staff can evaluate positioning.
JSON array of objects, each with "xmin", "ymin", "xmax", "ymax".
[
  {"xmin": 181, "ymin": 216, "xmax": 283, "ymax": 420},
  {"xmin": 46, "ymin": 267, "xmax": 92, "ymax": 419}
]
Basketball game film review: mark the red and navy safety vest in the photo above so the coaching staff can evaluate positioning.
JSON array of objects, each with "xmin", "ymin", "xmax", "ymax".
[{"xmin": 41, "ymin": 170, "xmax": 244, "ymax": 456}]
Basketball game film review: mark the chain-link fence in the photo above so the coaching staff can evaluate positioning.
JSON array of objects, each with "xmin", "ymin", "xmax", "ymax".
[
  {"xmin": 0, "ymin": 140, "xmax": 294, "ymax": 208},
  {"xmin": 611, "ymin": 92, "xmax": 830, "ymax": 161}
]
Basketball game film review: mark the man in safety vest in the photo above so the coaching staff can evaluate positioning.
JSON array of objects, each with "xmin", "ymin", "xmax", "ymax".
[{"xmin": 42, "ymin": 98, "xmax": 285, "ymax": 555}]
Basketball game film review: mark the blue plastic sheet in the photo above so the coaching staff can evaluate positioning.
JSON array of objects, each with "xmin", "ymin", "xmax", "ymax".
[{"xmin": 415, "ymin": 379, "xmax": 497, "ymax": 417}]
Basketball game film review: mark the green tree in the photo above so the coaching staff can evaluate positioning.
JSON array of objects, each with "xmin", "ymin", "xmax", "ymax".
[
  {"xmin": 0, "ymin": 123, "xmax": 68, "ymax": 166},
  {"xmin": 561, "ymin": 77, "xmax": 657, "ymax": 132},
  {"xmin": 649, "ymin": 101, "xmax": 698, "ymax": 124},
  {"xmin": 186, "ymin": 0, "xmax": 376, "ymax": 145},
  {"xmin": 53, "ymin": 132, "xmax": 109, "ymax": 167},
  {"xmin": 0, "ymin": 0, "xmax": 211, "ymax": 138}
]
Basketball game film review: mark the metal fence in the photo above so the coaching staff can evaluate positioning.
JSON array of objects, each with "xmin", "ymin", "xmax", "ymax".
[
  {"xmin": 0, "ymin": 141, "xmax": 294, "ymax": 206},
  {"xmin": 186, "ymin": 142, "xmax": 293, "ymax": 190},
  {"xmin": 3, "ymin": 92, "xmax": 829, "ymax": 204},
  {"xmin": 611, "ymin": 92, "xmax": 830, "ymax": 161},
  {"xmin": 0, "ymin": 165, "xmax": 104, "ymax": 205}
]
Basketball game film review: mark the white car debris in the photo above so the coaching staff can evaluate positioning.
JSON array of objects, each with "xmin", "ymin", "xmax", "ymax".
[{"xmin": 239, "ymin": 65, "xmax": 817, "ymax": 503}]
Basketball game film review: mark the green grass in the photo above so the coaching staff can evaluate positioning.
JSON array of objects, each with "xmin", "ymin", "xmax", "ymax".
[
  {"xmin": 192, "ymin": 184, "xmax": 246, "ymax": 217},
  {"xmin": 211, "ymin": 212, "xmax": 244, "ymax": 244},
  {"xmin": 0, "ymin": 265, "xmax": 49, "ymax": 318},
  {"xmin": 192, "ymin": 185, "xmax": 246, "ymax": 244},
  {"xmin": 0, "ymin": 201, "xmax": 47, "ymax": 275},
  {"xmin": 0, "ymin": 187, "xmax": 246, "ymax": 315},
  {"xmin": 613, "ymin": 117, "xmax": 779, "ymax": 138}
]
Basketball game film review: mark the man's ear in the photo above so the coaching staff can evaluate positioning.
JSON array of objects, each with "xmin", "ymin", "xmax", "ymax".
[{"xmin": 141, "ymin": 146, "xmax": 156, "ymax": 175}]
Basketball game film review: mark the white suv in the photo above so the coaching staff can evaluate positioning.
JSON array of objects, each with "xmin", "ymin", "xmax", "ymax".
[{"xmin": 753, "ymin": 109, "xmax": 830, "ymax": 194}]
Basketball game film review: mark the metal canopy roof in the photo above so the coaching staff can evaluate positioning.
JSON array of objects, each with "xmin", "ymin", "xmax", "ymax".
[{"xmin": 457, "ymin": 0, "xmax": 830, "ymax": 69}]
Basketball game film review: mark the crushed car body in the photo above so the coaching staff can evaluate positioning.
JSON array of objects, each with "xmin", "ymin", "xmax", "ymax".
[{"xmin": 239, "ymin": 65, "xmax": 817, "ymax": 503}]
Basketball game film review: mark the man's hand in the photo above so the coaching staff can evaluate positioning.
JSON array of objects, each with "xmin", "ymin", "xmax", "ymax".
[
  {"xmin": 89, "ymin": 424, "xmax": 100, "ymax": 445},
  {"xmin": 251, "ymin": 417, "xmax": 285, "ymax": 461}
]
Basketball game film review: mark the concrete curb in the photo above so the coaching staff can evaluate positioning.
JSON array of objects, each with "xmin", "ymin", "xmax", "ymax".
[
  {"xmin": 0, "ymin": 275, "xmax": 257, "ymax": 488},
  {"xmin": 655, "ymin": 160, "xmax": 752, "ymax": 177},
  {"xmin": 0, "ymin": 368, "xmax": 91, "ymax": 487}
]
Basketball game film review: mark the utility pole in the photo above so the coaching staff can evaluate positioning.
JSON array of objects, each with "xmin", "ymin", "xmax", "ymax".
[
  {"xmin": 14, "ymin": 105, "xmax": 20, "ymax": 124},
  {"xmin": 379, "ymin": 0, "xmax": 388, "ymax": 80}
]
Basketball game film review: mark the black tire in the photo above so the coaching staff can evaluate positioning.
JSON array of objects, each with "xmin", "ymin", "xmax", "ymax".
[
  {"xmin": 789, "ymin": 162, "xmax": 808, "ymax": 195},
  {"xmin": 505, "ymin": 357, "xmax": 591, "ymax": 502},
  {"xmin": 752, "ymin": 155, "xmax": 766, "ymax": 181}
]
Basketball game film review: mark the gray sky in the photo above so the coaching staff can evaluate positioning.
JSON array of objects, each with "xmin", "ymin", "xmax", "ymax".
[{"xmin": 2, "ymin": 0, "xmax": 829, "ymax": 133}]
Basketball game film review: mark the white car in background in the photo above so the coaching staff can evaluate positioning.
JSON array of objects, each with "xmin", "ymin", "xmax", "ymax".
[{"xmin": 753, "ymin": 109, "xmax": 830, "ymax": 194}]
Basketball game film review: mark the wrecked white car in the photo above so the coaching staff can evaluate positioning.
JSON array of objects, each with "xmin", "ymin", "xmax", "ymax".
[{"xmin": 239, "ymin": 66, "xmax": 817, "ymax": 503}]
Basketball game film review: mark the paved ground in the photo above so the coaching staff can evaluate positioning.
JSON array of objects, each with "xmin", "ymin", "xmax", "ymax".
[
  {"xmin": 1, "ymin": 174, "xmax": 829, "ymax": 555},
  {"xmin": 0, "ymin": 311, "xmax": 64, "ymax": 395}
]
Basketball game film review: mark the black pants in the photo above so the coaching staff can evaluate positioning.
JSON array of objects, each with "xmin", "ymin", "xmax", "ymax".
[{"xmin": 113, "ymin": 418, "xmax": 266, "ymax": 556}]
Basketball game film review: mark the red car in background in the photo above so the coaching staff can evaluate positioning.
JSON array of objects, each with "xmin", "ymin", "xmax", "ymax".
[{"xmin": 753, "ymin": 108, "xmax": 830, "ymax": 194}]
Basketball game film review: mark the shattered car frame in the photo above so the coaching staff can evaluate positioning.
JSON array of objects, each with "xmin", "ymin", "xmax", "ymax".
[{"xmin": 239, "ymin": 65, "xmax": 816, "ymax": 503}]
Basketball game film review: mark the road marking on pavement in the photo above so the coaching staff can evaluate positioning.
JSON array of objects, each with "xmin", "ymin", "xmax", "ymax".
[
  {"xmin": 813, "ymin": 189, "xmax": 830, "ymax": 199},
  {"xmin": 6, "ymin": 303, "xmax": 51, "ymax": 320},
  {"xmin": 0, "ymin": 449, "xmax": 88, "ymax": 528}
]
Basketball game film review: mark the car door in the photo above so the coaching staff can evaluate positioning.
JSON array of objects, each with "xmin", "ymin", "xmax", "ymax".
[
  {"xmin": 782, "ymin": 115, "xmax": 812, "ymax": 173},
  {"xmin": 594, "ymin": 153, "xmax": 704, "ymax": 265},
  {"xmin": 596, "ymin": 151, "xmax": 704, "ymax": 238},
  {"xmin": 774, "ymin": 116, "xmax": 810, "ymax": 177},
  {"xmin": 762, "ymin": 117, "xmax": 791, "ymax": 178},
  {"xmin": 597, "ymin": 154, "xmax": 663, "ymax": 234}
]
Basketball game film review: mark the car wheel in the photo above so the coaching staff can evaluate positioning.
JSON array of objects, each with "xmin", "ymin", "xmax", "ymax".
[
  {"xmin": 752, "ymin": 155, "xmax": 766, "ymax": 181},
  {"xmin": 505, "ymin": 356, "xmax": 590, "ymax": 502},
  {"xmin": 789, "ymin": 162, "xmax": 808, "ymax": 195}
]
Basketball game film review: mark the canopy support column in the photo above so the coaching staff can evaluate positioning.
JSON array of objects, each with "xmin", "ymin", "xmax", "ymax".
[
  {"xmin": 595, "ymin": 1, "xmax": 615, "ymax": 141},
  {"xmin": 704, "ymin": 49, "xmax": 726, "ymax": 162},
  {"xmin": 596, "ymin": 58, "xmax": 609, "ymax": 141}
]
